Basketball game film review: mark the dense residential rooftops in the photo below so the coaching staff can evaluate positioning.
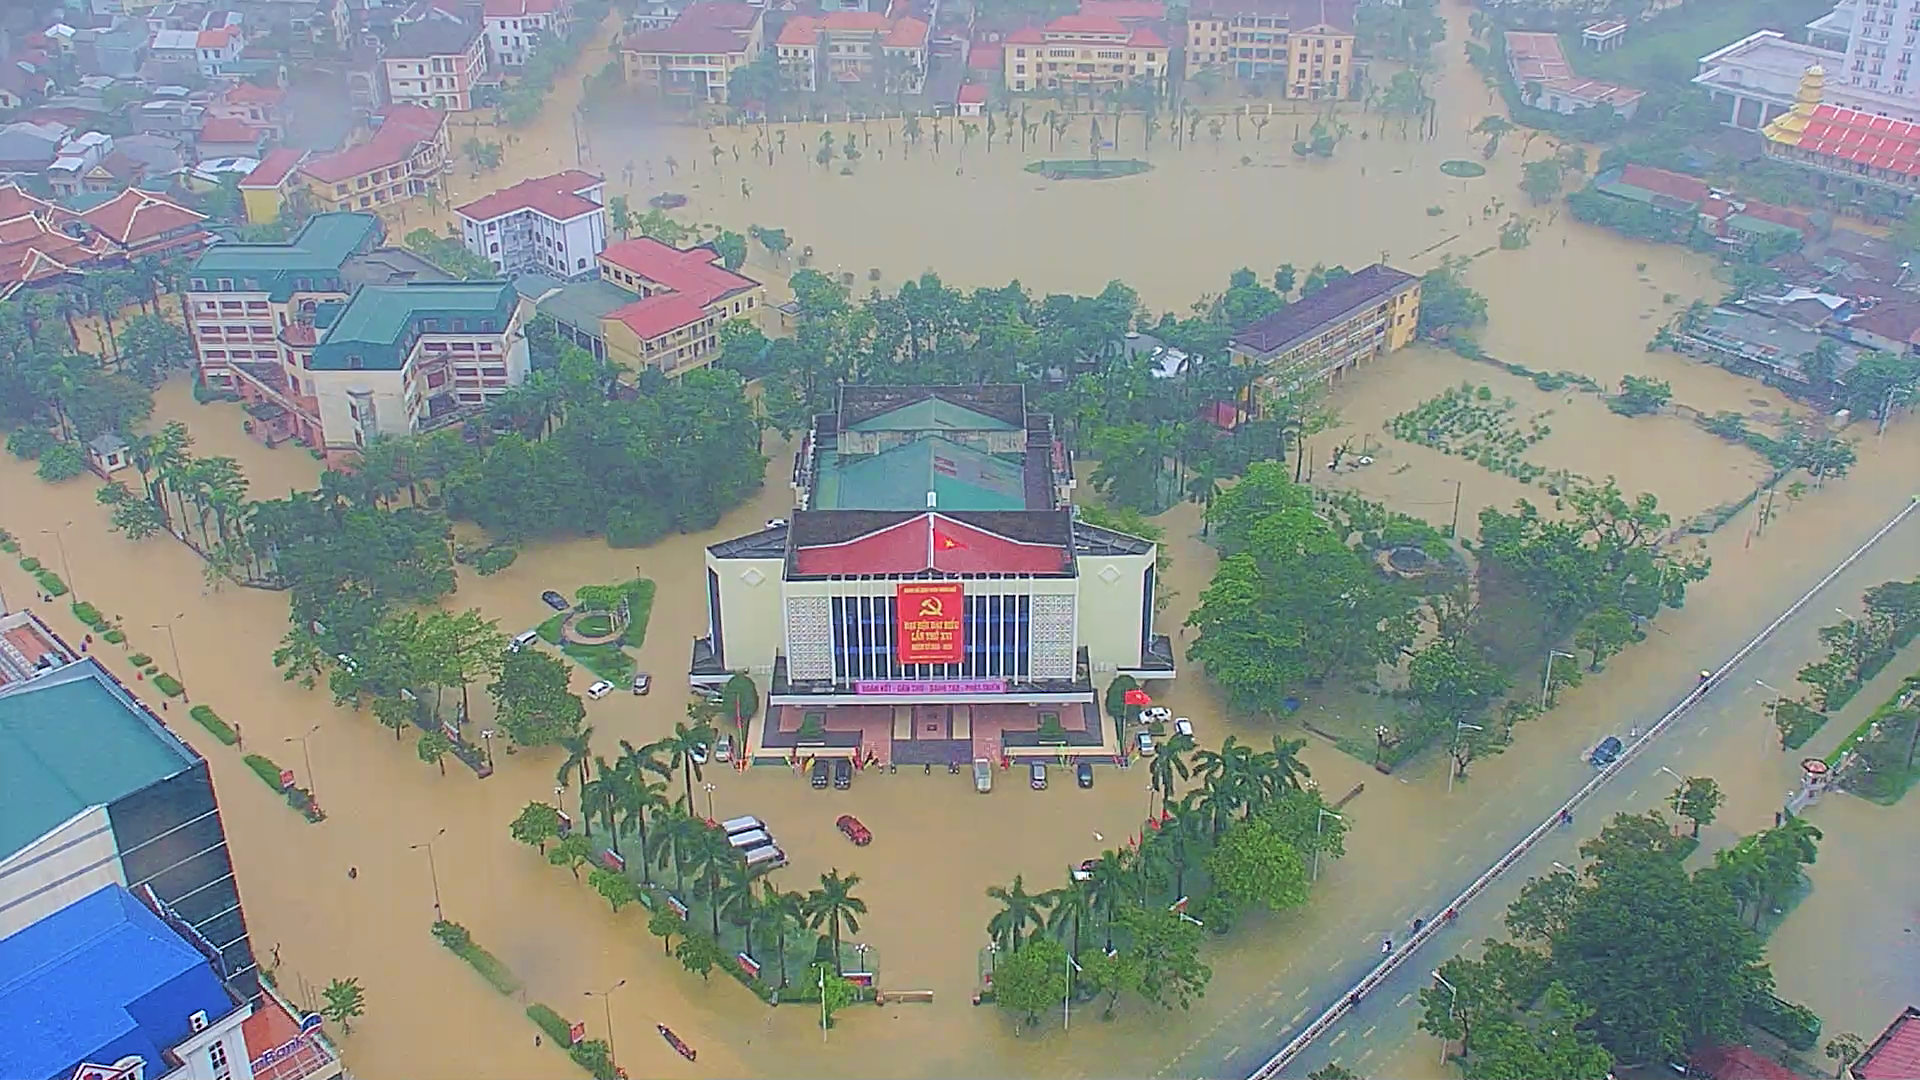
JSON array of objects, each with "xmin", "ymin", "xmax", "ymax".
[
  {"xmin": 385, "ymin": 15, "xmax": 484, "ymax": 58},
  {"xmin": 81, "ymin": 187, "xmax": 206, "ymax": 248},
  {"xmin": 196, "ymin": 115, "xmax": 260, "ymax": 145},
  {"xmin": 299, "ymin": 104, "xmax": 445, "ymax": 184},
  {"xmin": 309, "ymin": 279, "xmax": 519, "ymax": 371},
  {"xmin": 0, "ymin": 885, "xmax": 240, "ymax": 1080},
  {"xmin": 0, "ymin": 659, "xmax": 198, "ymax": 858},
  {"xmin": 1229, "ymin": 263, "xmax": 1418, "ymax": 356},
  {"xmin": 454, "ymin": 169, "xmax": 603, "ymax": 222}
]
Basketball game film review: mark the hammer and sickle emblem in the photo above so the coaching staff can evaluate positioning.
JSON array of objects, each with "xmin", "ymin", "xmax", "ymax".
[{"xmin": 918, "ymin": 597, "xmax": 946, "ymax": 617}]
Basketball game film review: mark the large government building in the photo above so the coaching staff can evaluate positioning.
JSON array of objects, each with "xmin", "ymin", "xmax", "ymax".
[{"xmin": 692, "ymin": 385, "xmax": 1174, "ymax": 767}]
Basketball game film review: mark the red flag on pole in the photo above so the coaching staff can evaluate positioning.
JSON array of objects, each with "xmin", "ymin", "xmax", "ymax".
[{"xmin": 1123, "ymin": 688, "xmax": 1152, "ymax": 706}]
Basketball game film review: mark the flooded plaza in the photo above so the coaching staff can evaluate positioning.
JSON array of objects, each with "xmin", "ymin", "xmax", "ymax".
[{"xmin": 3, "ymin": 0, "xmax": 1917, "ymax": 1076}]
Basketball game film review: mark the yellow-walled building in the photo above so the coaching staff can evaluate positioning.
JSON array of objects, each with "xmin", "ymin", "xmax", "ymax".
[
  {"xmin": 1186, "ymin": 0, "xmax": 1357, "ymax": 100},
  {"xmin": 1228, "ymin": 263, "xmax": 1421, "ymax": 396},
  {"xmin": 237, "ymin": 148, "xmax": 307, "ymax": 225}
]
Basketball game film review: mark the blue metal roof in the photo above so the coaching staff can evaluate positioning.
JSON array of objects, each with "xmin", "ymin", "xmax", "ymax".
[{"xmin": 0, "ymin": 885, "xmax": 238, "ymax": 1080}]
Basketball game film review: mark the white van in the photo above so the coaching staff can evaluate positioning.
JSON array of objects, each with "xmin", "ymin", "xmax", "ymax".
[
  {"xmin": 744, "ymin": 845, "xmax": 787, "ymax": 869},
  {"xmin": 509, "ymin": 630, "xmax": 539, "ymax": 653},
  {"xmin": 973, "ymin": 758, "xmax": 992, "ymax": 794},
  {"xmin": 721, "ymin": 815, "xmax": 765, "ymax": 837},
  {"xmin": 727, "ymin": 829, "xmax": 773, "ymax": 851}
]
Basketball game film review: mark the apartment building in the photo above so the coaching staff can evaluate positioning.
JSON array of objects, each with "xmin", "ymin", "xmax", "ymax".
[
  {"xmin": 1228, "ymin": 263, "xmax": 1421, "ymax": 394},
  {"xmin": 1002, "ymin": 14, "xmax": 1168, "ymax": 93},
  {"xmin": 186, "ymin": 213, "xmax": 530, "ymax": 458},
  {"xmin": 776, "ymin": 11, "xmax": 930, "ymax": 93},
  {"xmin": 298, "ymin": 104, "xmax": 449, "ymax": 213},
  {"xmin": 195, "ymin": 25, "xmax": 245, "ymax": 76},
  {"xmin": 1186, "ymin": 0, "xmax": 1356, "ymax": 99},
  {"xmin": 621, "ymin": 1, "xmax": 765, "ymax": 104},
  {"xmin": 382, "ymin": 15, "xmax": 488, "ymax": 110},
  {"xmin": 484, "ymin": 0, "xmax": 571, "ymax": 67},
  {"xmin": 597, "ymin": 235, "xmax": 763, "ymax": 374},
  {"xmin": 454, "ymin": 169, "xmax": 607, "ymax": 277}
]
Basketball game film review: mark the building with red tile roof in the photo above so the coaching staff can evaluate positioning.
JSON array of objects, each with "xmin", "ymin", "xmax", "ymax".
[
  {"xmin": 1691, "ymin": 1044, "xmax": 1799, "ymax": 1080},
  {"xmin": 1504, "ymin": 30, "xmax": 1644, "ymax": 118},
  {"xmin": 1764, "ymin": 67, "xmax": 1920, "ymax": 198},
  {"xmin": 239, "ymin": 148, "xmax": 308, "ymax": 225},
  {"xmin": 967, "ymin": 41, "xmax": 1003, "ymax": 73},
  {"xmin": 1080, "ymin": 0, "xmax": 1167, "ymax": 21},
  {"xmin": 1853, "ymin": 1007, "xmax": 1920, "ymax": 1080},
  {"xmin": 1002, "ymin": 12, "xmax": 1167, "ymax": 91},
  {"xmin": 79, "ymin": 188, "xmax": 210, "ymax": 260},
  {"xmin": 0, "ymin": 183, "xmax": 206, "ymax": 298},
  {"xmin": 777, "ymin": 11, "xmax": 928, "ymax": 92},
  {"xmin": 455, "ymin": 170, "xmax": 607, "ymax": 278},
  {"xmin": 621, "ymin": 2, "xmax": 766, "ymax": 103},
  {"xmin": 197, "ymin": 114, "xmax": 266, "ymax": 157},
  {"xmin": 592, "ymin": 236, "xmax": 764, "ymax": 375},
  {"xmin": 209, "ymin": 80, "xmax": 288, "ymax": 141},
  {"xmin": 241, "ymin": 980, "xmax": 345, "ymax": 1080},
  {"xmin": 957, "ymin": 80, "xmax": 988, "ymax": 115},
  {"xmin": 0, "ymin": 609, "xmax": 76, "ymax": 690},
  {"xmin": 298, "ymin": 105, "xmax": 449, "ymax": 214}
]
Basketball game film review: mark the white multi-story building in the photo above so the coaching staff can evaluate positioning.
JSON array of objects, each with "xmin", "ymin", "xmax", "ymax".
[
  {"xmin": 483, "ymin": 0, "xmax": 571, "ymax": 67},
  {"xmin": 1840, "ymin": 0, "xmax": 1920, "ymax": 97},
  {"xmin": 454, "ymin": 169, "xmax": 607, "ymax": 278}
]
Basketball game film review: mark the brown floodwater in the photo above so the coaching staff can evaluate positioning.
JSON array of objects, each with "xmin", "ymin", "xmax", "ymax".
[{"xmin": 3, "ymin": 2, "xmax": 1915, "ymax": 1075}]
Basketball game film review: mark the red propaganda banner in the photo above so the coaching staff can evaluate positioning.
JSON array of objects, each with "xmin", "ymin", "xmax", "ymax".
[{"xmin": 896, "ymin": 582, "xmax": 964, "ymax": 665}]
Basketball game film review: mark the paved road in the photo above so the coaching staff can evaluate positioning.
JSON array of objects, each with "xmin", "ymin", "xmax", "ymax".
[{"xmin": 1139, "ymin": 499, "xmax": 1920, "ymax": 1080}]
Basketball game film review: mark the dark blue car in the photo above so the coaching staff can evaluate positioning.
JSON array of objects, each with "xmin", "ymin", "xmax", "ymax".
[{"xmin": 1589, "ymin": 736, "xmax": 1624, "ymax": 767}]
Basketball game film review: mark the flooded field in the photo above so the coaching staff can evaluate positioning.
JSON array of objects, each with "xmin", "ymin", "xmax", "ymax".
[{"xmin": 3, "ymin": 0, "xmax": 1915, "ymax": 1076}]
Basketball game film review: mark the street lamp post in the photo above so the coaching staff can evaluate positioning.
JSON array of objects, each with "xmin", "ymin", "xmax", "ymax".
[
  {"xmin": 152, "ymin": 613, "xmax": 187, "ymax": 702},
  {"xmin": 1372, "ymin": 725, "xmax": 1390, "ymax": 769},
  {"xmin": 1063, "ymin": 952, "xmax": 1081, "ymax": 1030},
  {"xmin": 584, "ymin": 979, "xmax": 626, "ymax": 1066},
  {"xmin": 1447, "ymin": 722, "xmax": 1483, "ymax": 793},
  {"xmin": 284, "ymin": 723, "xmax": 321, "ymax": 800},
  {"xmin": 1433, "ymin": 970, "xmax": 1459, "ymax": 1064},
  {"xmin": 1541, "ymin": 650, "xmax": 1577, "ymax": 709},
  {"xmin": 702, "ymin": 781, "xmax": 717, "ymax": 823},
  {"xmin": 1313, "ymin": 807, "xmax": 1343, "ymax": 882},
  {"xmin": 410, "ymin": 827, "xmax": 448, "ymax": 922},
  {"xmin": 479, "ymin": 729, "xmax": 494, "ymax": 768},
  {"xmin": 40, "ymin": 522, "xmax": 75, "ymax": 601}
]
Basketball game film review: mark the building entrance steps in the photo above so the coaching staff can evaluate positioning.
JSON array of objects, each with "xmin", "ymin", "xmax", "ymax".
[
  {"xmin": 952, "ymin": 704, "xmax": 971, "ymax": 740},
  {"xmin": 891, "ymin": 738, "xmax": 972, "ymax": 766}
]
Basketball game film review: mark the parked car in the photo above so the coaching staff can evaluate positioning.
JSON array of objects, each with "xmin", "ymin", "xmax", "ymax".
[
  {"xmin": 714, "ymin": 734, "xmax": 733, "ymax": 763},
  {"xmin": 1072, "ymin": 858, "xmax": 1095, "ymax": 882},
  {"xmin": 1124, "ymin": 330, "xmax": 1141, "ymax": 340},
  {"xmin": 691, "ymin": 742, "xmax": 709, "ymax": 765},
  {"xmin": 973, "ymin": 758, "xmax": 992, "ymax": 793},
  {"xmin": 334, "ymin": 653, "xmax": 358, "ymax": 672},
  {"xmin": 1173, "ymin": 716, "xmax": 1195, "ymax": 738},
  {"xmin": 1136, "ymin": 730, "xmax": 1156, "ymax": 756},
  {"xmin": 836, "ymin": 814, "xmax": 872, "ymax": 846},
  {"xmin": 1589, "ymin": 736, "xmax": 1624, "ymax": 767},
  {"xmin": 509, "ymin": 630, "xmax": 538, "ymax": 653},
  {"xmin": 1076, "ymin": 762, "xmax": 1094, "ymax": 788},
  {"xmin": 833, "ymin": 758, "xmax": 852, "ymax": 790},
  {"xmin": 1138, "ymin": 705, "xmax": 1171, "ymax": 726},
  {"xmin": 765, "ymin": 517, "xmax": 789, "ymax": 530},
  {"xmin": 631, "ymin": 673, "xmax": 652, "ymax": 695},
  {"xmin": 541, "ymin": 590, "xmax": 568, "ymax": 611},
  {"xmin": 810, "ymin": 759, "xmax": 830, "ymax": 788},
  {"xmin": 586, "ymin": 680, "xmax": 614, "ymax": 699},
  {"xmin": 1029, "ymin": 762, "xmax": 1048, "ymax": 790}
]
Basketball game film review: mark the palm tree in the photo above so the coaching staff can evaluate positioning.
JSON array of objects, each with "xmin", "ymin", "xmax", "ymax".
[
  {"xmin": 659, "ymin": 719, "xmax": 717, "ymax": 812},
  {"xmin": 648, "ymin": 809, "xmax": 700, "ymax": 896},
  {"xmin": 1084, "ymin": 849, "xmax": 1137, "ymax": 951},
  {"xmin": 686, "ymin": 823, "xmax": 738, "ymax": 939},
  {"xmin": 762, "ymin": 882, "xmax": 806, "ymax": 987},
  {"xmin": 715, "ymin": 854, "xmax": 761, "ymax": 952},
  {"xmin": 1045, "ymin": 874, "xmax": 1094, "ymax": 959},
  {"xmin": 581, "ymin": 755, "xmax": 623, "ymax": 853},
  {"xmin": 1193, "ymin": 735, "xmax": 1265, "ymax": 829},
  {"xmin": 1150, "ymin": 731, "xmax": 1195, "ymax": 817},
  {"xmin": 556, "ymin": 726, "xmax": 595, "ymax": 833},
  {"xmin": 616, "ymin": 740, "xmax": 669, "ymax": 883},
  {"xmin": 1141, "ymin": 806, "xmax": 1207, "ymax": 900},
  {"xmin": 1263, "ymin": 735, "xmax": 1311, "ymax": 796},
  {"xmin": 803, "ymin": 869, "xmax": 867, "ymax": 974},
  {"xmin": 985, "ymin": 874, "xmax": 1050, "ymax": 954}
]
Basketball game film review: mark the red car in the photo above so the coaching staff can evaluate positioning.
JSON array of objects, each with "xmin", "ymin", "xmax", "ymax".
[{"xmin": 836, "ymin": 814, "xmax": 872, "ymax": 846}]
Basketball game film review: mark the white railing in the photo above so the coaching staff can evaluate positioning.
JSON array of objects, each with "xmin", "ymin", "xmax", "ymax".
[{"xmin": 1245, "ymin": 494, "xmax": 1920, "ymax": 1080}]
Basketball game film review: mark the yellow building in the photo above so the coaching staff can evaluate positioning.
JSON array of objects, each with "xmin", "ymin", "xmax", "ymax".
[
  {"xmin": 1002, "ymin": 14, "xmax": 1168, "ymax": 93},
  {"xmin": 237, "ymin": 148, "xmax": 307, "ymax": 225},
  {"xmin": 621, "ymin": 1, "xmax": 765, "ymax": 105},
  {"xmin": 596, "ymin": 237, "xmax": 764, "ymax": 374},
  {"xmin": 297, "ymin": 105, "xmax": 449, "ymax": 215},
  {"xmin": 1228, "ymin": 263, "xmax": 1420, "ymax": 395},
  {"xmin": 1186, "ymin": 0, "xmax": 1356, "ymax": 99}
]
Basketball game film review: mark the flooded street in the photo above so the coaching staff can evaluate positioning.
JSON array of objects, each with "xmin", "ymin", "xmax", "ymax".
[{"xmin": 2, "ymin": 0, "xmax": 1915, "ymax": 1075}]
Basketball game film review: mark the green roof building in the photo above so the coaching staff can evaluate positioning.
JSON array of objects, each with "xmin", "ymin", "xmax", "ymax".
[
  {"xmin": 813, "ymin": 435, "xmax": 1028, "ymax": 511},
  {"xmin": 188, "ymin": 212, "xmax": 382, "ymax": 301},
  {"xmin": 310, "ymin": 280, "xmax": 520, "ymax": 371}
]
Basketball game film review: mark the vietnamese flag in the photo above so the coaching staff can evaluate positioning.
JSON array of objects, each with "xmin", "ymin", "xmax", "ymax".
[{"xmin": 934, "ymin": 529, "xmax": 967, "ymax": 551}]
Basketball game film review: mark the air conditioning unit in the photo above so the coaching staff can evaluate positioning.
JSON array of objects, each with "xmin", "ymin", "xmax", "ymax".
[{"xmin": 188, "ymin": 1010, "xmax": 209, "ymax": 1033}]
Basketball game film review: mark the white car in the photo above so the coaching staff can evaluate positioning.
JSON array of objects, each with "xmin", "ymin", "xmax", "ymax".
[
  {"xmin": 1138, "ymin": 705, "xmax": 1171, "ymax": 726},
  {"xmin": 692, "ymin": 743, "xmax": 709, "ymax": 765},
  {"xmin": 1136, "ymin": 730, "xmax": 1156, "ymax": 756},
  {"xmin": 586, "ymin": 680, "xmax": 614, "ymax": 700},
  {"xmin": 1174, "ymin": 716, "xmax": 1195, "ymax": 738},
  {"xmin": 715, "ymin": 734, "xmax": 733, "ymax": 763},
  {"xmin": 1124, "ymin": 330, "xmax": 1141, "ymax": 339}
]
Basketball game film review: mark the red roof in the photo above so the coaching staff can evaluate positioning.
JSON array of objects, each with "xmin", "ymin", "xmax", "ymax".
[
  {"xmin": 197, "ymin": 115, "xmax": 261, "ymax": 145},
  {"xmin": 793, "ymin": 514, "xmax": 1070, "ymax": 576},
  {"xmin": 1857, "ymin": 1009, "xmax": 1920, "ymax": 1080},
  {"xmin": 1795, "ymin": 104, "xmax": 1920, "ymax": 178},
  {"xmin": 600, "ymin": 235, "xmax": 757, "ymax": 306},
  {"xmin": 1619, "ymin": 163, "xmax": 1709, "ymax": 205},
  {"xmin": 455, "ymin": 169, "xmax": 603, "ymax": 222},
  {"xmin": 626, "ymin": 22, "xmax": 753, "ymax": 53},
  {"xmin": 0, "ymin": 183, "xmax": 96, "ymax": 294},
  {"xmin": 1046, "ymin": 12, "xmax": 1128, "ymax": 33},
  {"xmin": 1005, "ymin": 25, "xmax": 1045, "ymax": 43},
  {"xmin": 1737, "ymin": 200, "xmax": 1811, "ymax": 231},
  {"xmin": 958, "ymin": 82, "xmax": 987, "ymax": 103},
  {"xmin": 1078, "ymin": 0, "xmax": 1166, "ymax": 18},
  {"xmin": 1127, "ymin": 25, "xmax": 1167, "ymax": 45},
  {"xmin": 484, "ymin": 0, "xmax": 561, "ymax": 14},
  {"xmin": 1847, "ymin": 299, "xmax": 1920, "ymax": 343},
  {"xmin": 1691, "ymin": 1045, "xmax": 1797, "ymax": 1080},
  {"xmin": 224, "ymin": 81, "xmax": 285, "ymax": 105},
  {"xmin": 299, "ymin": 105, "xmax": 444, "ymax": 183},
  {"xmin": 967, "ymin": 42, "xmax": 1003, "ymax": 69},
  {"xmin": 240, "ymin": 146, "xmax": 306, "ymax": 189},
  {"xmin": 197, "ymin": 26, "xmax": 237, "ymax": 48},
  {"xmin": 608, "ymin": 291, "xmax": 710, "ymax": 341},
  {"xmin": 80, "ymin": 188, "xmax": 207, "ymax": 249},
  {"xmin": 885, "ymin": 17, "xmax": 929, "ymax": 45}
]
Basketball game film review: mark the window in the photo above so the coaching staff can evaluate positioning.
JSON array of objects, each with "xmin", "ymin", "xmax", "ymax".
[
  {"xmin": 348, "ymin": 355, "xmax": 364, "ymax": 369},
  {"xmin": 208, "ymin": 1040, "xmax": 230, "ymax": 1080}
]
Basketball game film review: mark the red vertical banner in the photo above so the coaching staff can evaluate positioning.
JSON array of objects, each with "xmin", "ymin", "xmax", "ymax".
[{"xmin": 896, "ymin": 582, "xmax": 964, "ymax": 664}]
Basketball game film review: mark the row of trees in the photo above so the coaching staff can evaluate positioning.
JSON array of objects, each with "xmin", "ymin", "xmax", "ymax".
[
  {"xmin": 1419, "ymin": 794, "xmax": 1821, "ymax": 1077},
  {"xmin": 985, "ymin": 732, "xmax": 1346, "ymax": 1027},
  {"xmin": 1797, "ymin": 576, "xmax": 1920, "ymax": 713}
]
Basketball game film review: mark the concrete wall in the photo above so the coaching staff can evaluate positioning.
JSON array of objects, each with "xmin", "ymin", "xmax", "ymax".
[
  {"xmin": 1388, "ymin": 280, "xmax": 1422, "ymax": 350},
  {"xmin": 713, "ymin": 554, "xmax": 786, "ymax": 676},
  {"xmin": 1075, "ymin": 549, "xmax": 1153, "ymax": 675},
  {"xmin": 0, "ymin": 805, "xmax": 124, "ymax": 939}
]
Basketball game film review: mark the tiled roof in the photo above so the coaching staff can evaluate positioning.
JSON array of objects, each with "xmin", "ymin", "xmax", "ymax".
[
  {"xmin": 1689, "ymin": 1045, "xmax": 1797, "ymax": 1080},
  {"xmin": 1047, "ymin": 13, "xmax": 1128, "ymax": 33},
  {"xmin": 958, "ymin": 82, "xmax": 987, "ymax": 103},
  {"xmin": 885, "ymin": 17, "xmax": 929, "ymax": 46},
  {"xmin": 454, "ymin": 169, "xmax": 603, "ymax": 222},
  {"xmin": 80, "ymin": 187, "xmax": 206, "ymax": 248},
  {"xmin": 608, "ymin": 291, "xmax": 709, "ymax": 340},
  {"xmin": 298, "ymin": 104, "xmax": 444, "ymax": 183},
  {"xmin": 1005, "ymin": 25, "xmax": 1046, "ymax": 43},
  {"xmin": 789, "ymin": 511, "xmax": 1072, "ymax": 576},
  {"xmin": 224, "ymin": 81, "xmax": 284, "ymax": 104},
  {"xmin": 1846, "ymin": 299, "xmax": 1920, "ymax": 343},
  {"xmin": 967, "ymin": 41, "xmax": 1002, "ymax": 69},
  {"xmin": 484, "ymin": 0, "xmax": 561, "ymax": 14},
  {"xmin": 1188, "ymin": 0, "xmax": 1354, "ymax": 31},
  {"xmin": 676, "ymin": 1, "xmax": 761, "ymax": 29},
  {"xmin": 1857, "ymin": 1008, "xmax": 1920, "ymax": 1080},
  {"xmin": 1230, "ymin": 263, "xmax": 1417, "ymax": 355},
  {"xmin": 385, "ymin": 16, "xmax": 481, "ymax": 58},
  {"xmin": 1792, "ymin": 104, "xmax": 1920, "ymax": 177},
  {"xmin": 780, "ymin": 12, "xmax": 925, "ymax": 45},
  {"xmin": 0, "ymin": 182, "xmax": 96, "ymax": 294},
  {"xmin": 1505, "ymin": 30, "xmax": 1643, "ymax": 108},
  {"xmin": 1619, "ymin": 163, "xmax": 1709, "ymax": 205},
  {"xmin": 600, "ymin": 235, "xmax": 757, "ymax": 305},
  {"xmin": 1078, "ymin": 0, "xmax": 1166, "ymax": 18},
  {"xmin": 239, "ymin": 146, "xmax": 305, "ymax": 188},
  {"xmin": 197, "ymin": 115, "xmax": 260, "ymax": 144},
  {"xmin": 196, "ymin": 26, "xmax": 236, "ymax": 48},
  {"xmin": 625, "ymin": 22, "xmax": 753, "ymax": 53}
]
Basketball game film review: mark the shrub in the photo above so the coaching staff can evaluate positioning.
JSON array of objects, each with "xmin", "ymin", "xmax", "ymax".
[
  {"xmin": 143, "ymin": 664, "xmax": 159, "ymax": 675},
  {"xmin": 243, "ymin": 753, "xmax": 285, "ymax": 790},
  {"xmin": 19, "ymin": 557, "xmax": 41, "ymax": 572},
  {"xmin": 189, "ymin": 704, "xmax": 239, "ymax": 746},
  {"xmin": 152, "ymin": 673, "xmax": 185, "ymax": 697},
  {"xmin": 36, "ymin": 441, "xmax": 87, "ymax": 482},
  {"xmin": 6, "ymin": 427, "xmax": 55, "ymax": 460},
  {"xmin": 431, "ymin": 920, "xmax": 522, "ymax": 995},
  {"xmin": 473, "ymin": 545, "xmax": 518, "ymax": 575},
  {"xmin": 36, "ymin": 571, "xmax": 67, "ymax": 597},
  {"xmin": 0, "ymin": 540, "xmax": 15, "ymax": 553},
  {"xmin": 129, "ymin": 653, "xmax": 153, "ymax": 667},
  {"xmin": 569, "ymin": 1039, "xmax": 618, "ymax": 1080},
  {"xmin": 526, "ymin": 1003, "xmax": 573, "ymax": 1045},
  {"xmin": 71, "ymin": 601, "xmax": 103, "ymax": 626},
  {"xmin": 102, "ymin": 629, "xmax": 125, "ymax": 644}
]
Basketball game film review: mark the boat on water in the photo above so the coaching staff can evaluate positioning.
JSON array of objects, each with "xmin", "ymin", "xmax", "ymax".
[{"xmin": 658, "ymin": 1023, "xmax": 697, "ymax": 1062}]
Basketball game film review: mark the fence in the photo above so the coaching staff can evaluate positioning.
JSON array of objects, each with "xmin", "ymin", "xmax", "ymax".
[{"xmin": 1246, "ymin": 494, "xmax": 1920, "ymax": 1080}]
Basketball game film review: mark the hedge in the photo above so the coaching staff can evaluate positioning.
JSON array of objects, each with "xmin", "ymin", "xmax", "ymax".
[
  {"xmin": 431, "ymin": 920, "xmax": 522, "ymax": 996},
  {"xmin": 243, "ymin": 753, "xmax": 284, "ymax": 790},
  {"xmin": 152, "ymin": 673, "xmax": 185, "ymax": 697},
  {"xmin": 129, "ymin": 653, "xmax": 153, "ymax": 667},
  {"xmin": 189, "ymin": 705, "xmax": 239, "ymax": 746},
  {"xmin": 526, "ymin": 1003, "xmax": 572, "ymax": 1045},
  {"xmin": 35, "ymin": 571, "xmax": 66, "ymax": 597},
  {"xmin": 71, "ymin": 601, "xmax": 105, "ymax": 628},
  {"xmin": 102, "ymin": 628, "xmax": 125, "ymax": 644},
  {"xmin": 18, "ymin": 556, "xmax": 40, "ymax": 572}
]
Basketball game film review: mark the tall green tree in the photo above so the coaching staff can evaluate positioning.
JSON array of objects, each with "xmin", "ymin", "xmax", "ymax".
[{"xmin": 803, "ymin": 870, "xmax": 868, "ymax": 974}]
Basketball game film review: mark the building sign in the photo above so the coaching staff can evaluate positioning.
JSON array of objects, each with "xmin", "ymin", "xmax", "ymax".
[
  {"xmin": 855, "ymin": 679, "xmax": 1006, "ymax": 696},
  {"xmin": 895, "ymin": 582, "xmax": 964, "ymax": 665}
]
